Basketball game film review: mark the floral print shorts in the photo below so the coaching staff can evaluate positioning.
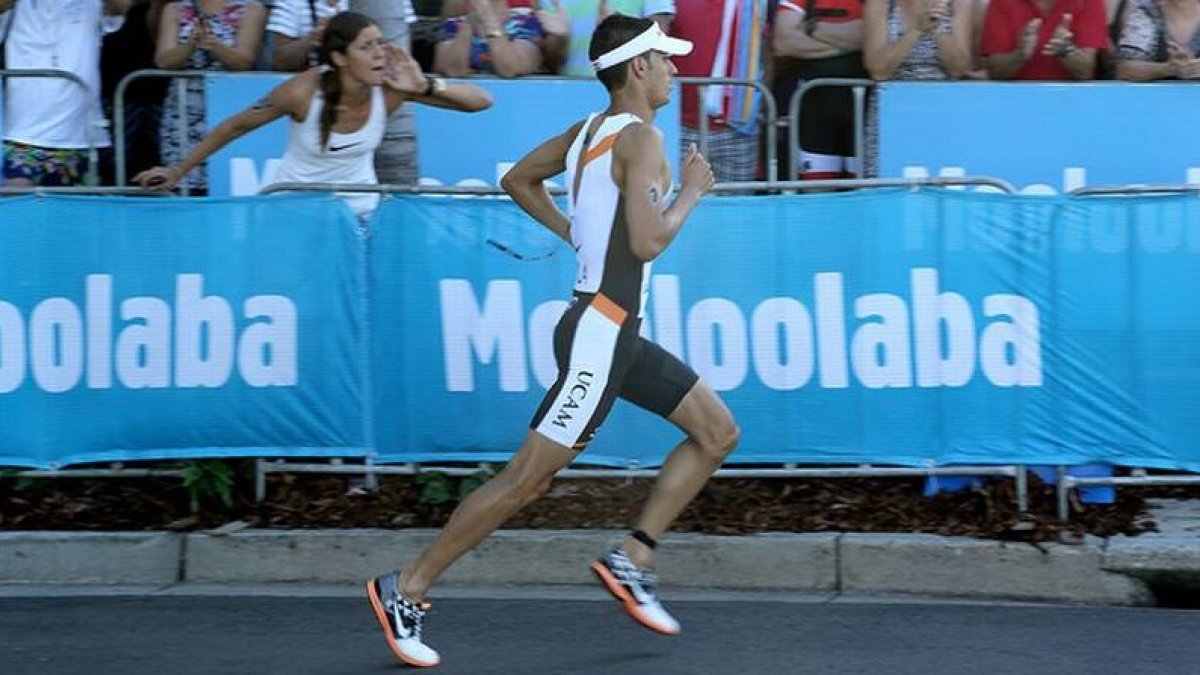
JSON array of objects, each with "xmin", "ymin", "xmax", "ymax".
[{"xmin": 2, "ymin": 140, "xmax": 90, "ymax": 186}]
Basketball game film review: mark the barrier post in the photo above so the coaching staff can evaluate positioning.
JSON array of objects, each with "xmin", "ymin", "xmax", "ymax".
[
  {"xmin": 113, "ymin": 69, "xmax": 206, "ymax": 188},
  {"xmin": 786, "ymin": 78, "xmax": 874, "ymax": 180},
  {"xmin": 676, "ymin": 77, "xmax": 779, "ymax": 182}
]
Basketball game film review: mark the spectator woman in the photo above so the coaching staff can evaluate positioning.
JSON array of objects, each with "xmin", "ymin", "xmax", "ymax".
[
  {"xmin": 434, "ymin": 0, "xmax": 547, "ymax": 77},
  {"xmin": 862, "ymin": 0, "xmax": 972, "ymax": 174},
  {"xmin": 135, "ymin": 12, "xmax": 492, "ymax": 218},
  {"xmin": 1115, "ymin": 0, "xmax": 1200, "ymax": 80},
  {"xmin": 155, "ymin": 0, "xmax": 268, "ymax": 193},
  {"xmin": 864, "ymin": 0, "xmax": 973, "ymax": 80}
]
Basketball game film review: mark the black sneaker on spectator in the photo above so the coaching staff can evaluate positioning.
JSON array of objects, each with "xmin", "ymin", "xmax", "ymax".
[
  {"xmin": 365, "ymin": 571, "xmax": 440, "ymax": 668},
  {"xmin": 590, "ymin": 547, "xmax": 681, "ymax": 635}
]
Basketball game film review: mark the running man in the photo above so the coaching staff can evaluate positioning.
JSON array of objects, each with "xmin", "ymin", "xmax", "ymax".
[{"xmin": 365, "ymin": 15, "xmax": 740, "ymax": 669}]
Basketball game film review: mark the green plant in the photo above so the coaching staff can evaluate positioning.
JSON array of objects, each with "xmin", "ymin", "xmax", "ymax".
[
  {"xmin": 457, "ymin": 469, "xmax": 491, "ymax": 500},
  {"xmin": 414, "ymin": 467, "xmax": 495, "ymax": 507},
  {"xmin": 0, "ymin": 469, "xmax": 37, "ymax": 493},
  {"xmin": 180, "ymin": 460, "xmax": 236, "ymax": 513},
  {"xmin": 414, "ymin": 471, "xmax": 456, "ymax": 506}
]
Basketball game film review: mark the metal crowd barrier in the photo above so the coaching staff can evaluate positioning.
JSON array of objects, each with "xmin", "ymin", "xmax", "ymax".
[
  {"xmin": 112, "ymin": 68, "xmax": 206, "ymax": 194},
  {"xmin": 254, "ymin": 458, "xmax": 1028, "ymax": 508},
  {"xmin": 1070, "ymin": 184, "xmax": 1200, "ymax": 196},
  {"xmin": 0, "ymin": 68, "xmax": 101, "ymax": 186},
  {"xmin": 0, "ymin": 186, "xmax": 164, "ymax": 196},
  {"xmin": 677, "ymin": 76, "xmax": 779, "ymax": 182},
  {"xmin": 787, "ymin": 78, "xmax": 875, "ymax": 180},
  {"xmin": 260, "ymin": 175, "xmax": 1018, "ymax": 197}
]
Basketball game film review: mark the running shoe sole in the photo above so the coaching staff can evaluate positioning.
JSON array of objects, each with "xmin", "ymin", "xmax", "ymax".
[
  {"xmin": 364, "ymin": 579, "xmax": 440, "ymax": 668},
  {"xmin": 590, "ymin": 561, "xmax": 680, "ymax": 636}
]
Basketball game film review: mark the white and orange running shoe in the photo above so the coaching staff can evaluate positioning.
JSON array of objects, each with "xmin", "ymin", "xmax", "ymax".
[
  {"xmin": 365, "ymin": 571, "xmax": 441, "ymax": 668},
  {"xmin": 591, "ymin": 547, "xmax": 681, "ymax": 636}
]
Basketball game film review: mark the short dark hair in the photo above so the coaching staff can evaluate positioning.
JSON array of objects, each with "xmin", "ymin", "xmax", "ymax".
[{"xmin": 589, "ymin": 15, "xmax": 655, "ymax": 91}]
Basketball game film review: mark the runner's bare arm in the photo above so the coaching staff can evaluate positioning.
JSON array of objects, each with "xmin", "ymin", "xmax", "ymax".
[
  {"xmin": 500, "ymin": 121, "xmax": 584, "ymax": 243},
  {"xmin": 615, "ymin": 124, "xmax": 713, "ymax": 261}
]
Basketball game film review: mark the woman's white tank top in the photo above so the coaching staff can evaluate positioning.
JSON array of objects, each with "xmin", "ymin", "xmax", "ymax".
[{"xmin": 271, "ymin": 84, "xmax": 387, "ymax": 217}]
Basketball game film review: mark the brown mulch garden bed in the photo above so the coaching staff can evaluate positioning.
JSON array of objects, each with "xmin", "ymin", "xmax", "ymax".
[{"xmin": 4, "ymin": 460, "xmax": 1195, "ymax": 542}]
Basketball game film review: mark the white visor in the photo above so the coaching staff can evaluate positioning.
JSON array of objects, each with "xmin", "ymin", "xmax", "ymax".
[{"xmin": 591, "ymin": 24, "xmax": 694, "ymax": 72}]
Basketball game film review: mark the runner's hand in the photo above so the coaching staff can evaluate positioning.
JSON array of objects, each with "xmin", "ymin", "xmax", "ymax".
[{"xmin": 680, "ymin": 143, "xmax": 714, "ymax": 198}]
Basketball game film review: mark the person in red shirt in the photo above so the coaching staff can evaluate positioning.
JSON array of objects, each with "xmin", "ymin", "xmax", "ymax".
[
  {"xmin": 981, "ymin": 0, "xmax": 1108, "ymax": 79},
  {"xmin": 672, "ymin": 0, "xmax": 767, "ymax": 182}
]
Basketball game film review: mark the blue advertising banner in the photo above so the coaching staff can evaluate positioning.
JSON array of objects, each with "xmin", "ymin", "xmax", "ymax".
[
  {"xmin": 0, "ymin": 194, "xmax": 368, "ymax": 468},
  {"xmin": 370, "ymin": 191, "xmax": 1200, "ymax": 471},
  {"xmin": 877, "ymin": 83, "xmax": 1200, "ymax": 194},
  {"xmin": 205, "ymin": 75, "xmax": 682, "ymax": 197},
  {"xmin": 5, "ymin": 190, "xmax": 1200, "ymax": 472}
]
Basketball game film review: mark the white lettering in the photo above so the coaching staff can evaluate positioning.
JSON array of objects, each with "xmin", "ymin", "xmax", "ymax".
[
  {"xmin": 440, "ymin": 271, "xmax": 1044, "ymax": 394},
  {"xmin": 116, "ymin": 297, "xmax": 171, "ymax": 389},
  {"xmin": 440, "ymin": 279, "xmax": 527, "ymax": 392},
  {"xmin": 30, "ymin": 298, "xmax": 84, "ymax": 394},
  {"xmin": 230, "ymin": 158, "xmax": 283, "ymax": 196},
  {"xmin": 980, "ymin": 295, "xmax": 1042, "ymax": 386},
  {"xmin": 0, "ymin": 302, "xmax": 26, "ymax": 394},
  {"xmin": 912, "ymin": 268, "xmax": 975, "ymax": 387},
  {"xmin": 751, "ymin": 298, "xmax": 814, "ymax": 391},
  {"xmin": 0, "ymin": 274, "xmax": 299, "ymax": 394},
  {"xmin": 851, "ymin": 293, "xmax": 912, "ymax": 389},
  {"xmin": 687, "ymin": 298, "xmax": 748, "ymax": 392},
  {"xmin": 814, "ymin": 272, "xmax": 849, "ymax": 388},
  {"xmin": 238, "ymin": 296, "xmax": 298, "ymax": 387},
  {"xmin": 651, "ymin": 275, "xmax": 686, "ymax": 360},
  {"xmin": 175, "ymin": 274, "xmax": 235, "ymax": 388},
  {"xmin": 86, "ymin": 274, "xmax": 112, "ymax": 389}
]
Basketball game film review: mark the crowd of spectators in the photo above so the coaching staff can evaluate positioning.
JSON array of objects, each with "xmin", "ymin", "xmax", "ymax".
[{"xmin": 0, "ymin": 0, "xmax": 1196, "ymax": 189}]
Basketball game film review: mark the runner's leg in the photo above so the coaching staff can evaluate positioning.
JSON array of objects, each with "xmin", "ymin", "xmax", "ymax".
[
  {"xmin": 399, "ymin": 431, "xmax": 574, "ymax": 602},
  {"xmin": 624, "ymin": 379, "xmax": 738, "ymax": 568}
]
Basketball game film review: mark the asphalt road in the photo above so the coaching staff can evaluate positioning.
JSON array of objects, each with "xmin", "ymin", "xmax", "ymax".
[{"xmin": 1, "ymin": 593, "xmax": 1197, "ymax": 674}]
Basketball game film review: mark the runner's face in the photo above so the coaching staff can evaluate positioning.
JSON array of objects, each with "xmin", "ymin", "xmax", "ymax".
[
  {"xmin": 343, "ymin": 25, "xmax": 388, "ymax": 85},
  {"xmin": 642, "ymin": 50, "xmax": 676, "ymax": 108}
]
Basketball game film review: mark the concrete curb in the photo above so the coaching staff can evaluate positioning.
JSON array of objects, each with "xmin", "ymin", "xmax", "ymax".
[
  {"xmin": 1104, "ymin": 535, "xmax": 1200, "ymax": 590},
  {"xmin": 2, "ymin": 528, "xmax": 1190, "ymax": 605},
  {"xmin": 0, "ymin": 532, "xmax": 181, "ymax": 585},
  {"xmin": 185, "ymin": 530, "xmax": 841, "ymax": 590},
  {"xmin": 840, "ymin": 534, "xmax": 1152, "ymax": 605}
]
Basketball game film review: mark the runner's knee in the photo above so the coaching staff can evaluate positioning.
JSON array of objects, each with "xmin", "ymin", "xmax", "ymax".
[
  {"xmin": 514, "ymin": 473, "xmax": 554, "ymax": 508},
  {"xmin": 498, "ymin": 463, "xmax": 556, "ymax": 507},
  {"xmin": 694, "ymin": 416, "xmax": 739, "ymax": 462}
]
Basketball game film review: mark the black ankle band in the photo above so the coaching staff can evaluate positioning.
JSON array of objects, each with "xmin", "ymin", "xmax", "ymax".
[{"xmin": 630, "ymin": 529, "xmax": 658, "ymax": 550}]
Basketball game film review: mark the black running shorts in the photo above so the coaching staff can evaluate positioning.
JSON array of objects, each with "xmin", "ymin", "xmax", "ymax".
[{"xmin": 529, "ymin": 292, "xmax": 699, "ymax": 451}]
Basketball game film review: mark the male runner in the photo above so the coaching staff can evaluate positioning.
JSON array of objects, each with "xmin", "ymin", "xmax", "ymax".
[{"xmin": 366, "ymin": 14, "xmax": 739, "ymax": 668}]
